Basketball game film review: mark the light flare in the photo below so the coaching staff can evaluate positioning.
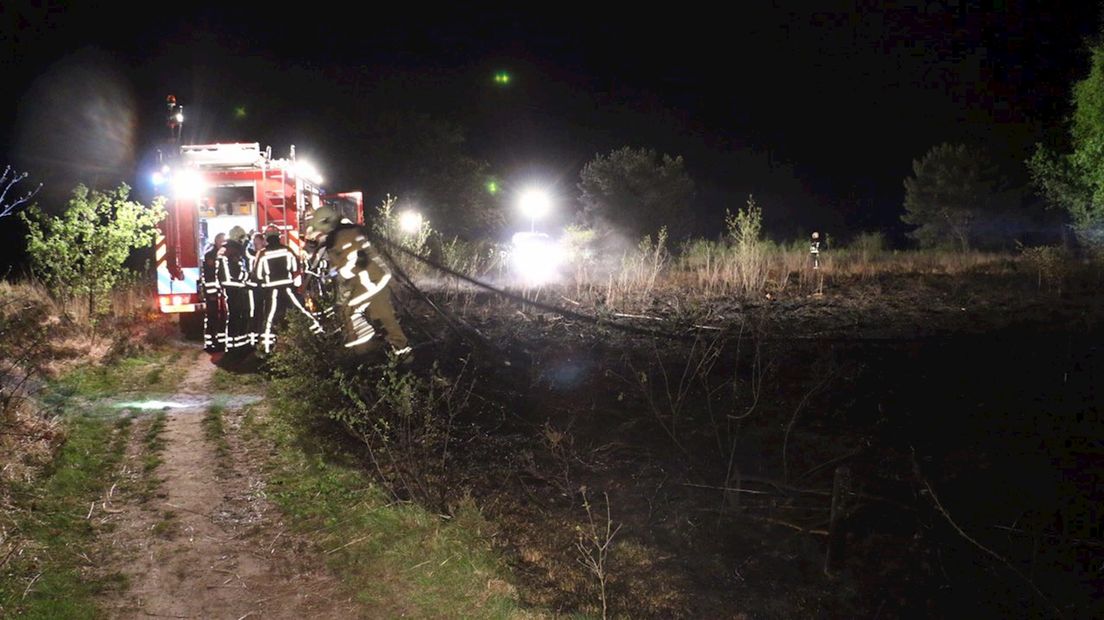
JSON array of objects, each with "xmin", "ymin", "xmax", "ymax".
[{"xmin": 511, "ymin": 232, "xmax": 565, "ymax": 285}]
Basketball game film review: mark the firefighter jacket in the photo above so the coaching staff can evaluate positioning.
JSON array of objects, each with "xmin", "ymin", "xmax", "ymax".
[
  {"xmin": 201, "ymin": 247, "xmax": 221, "ymax": 296},
  {"xmin": 216, "ymin": 240, "xmax": 249, "ymax": 289},
  {"xmin": 326, "ymin": 224, "xmax": 391, "ymax": 306},
  {"xmin": 253, "ymin": 241, "xmax": 303, "ymax": 288}
]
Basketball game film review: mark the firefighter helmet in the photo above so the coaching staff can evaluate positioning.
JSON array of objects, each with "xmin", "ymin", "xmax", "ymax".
[
  {"xmin": 306, "ymin": 206, "xmax": 340, "ymax": 237},
  {"xmin": 228, "ymin": 226, "xmax": 248, "ymax": 242}
]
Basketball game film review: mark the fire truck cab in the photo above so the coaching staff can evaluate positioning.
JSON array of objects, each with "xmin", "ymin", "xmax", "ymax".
[{"xmin": 153, "ymin": 142, "xmax": 362, "ymax": 332}]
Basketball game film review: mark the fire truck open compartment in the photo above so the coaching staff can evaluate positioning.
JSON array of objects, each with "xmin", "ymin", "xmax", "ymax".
[{"xmin": 198, "ymin": 184, "xmax": 257, "ymax": 254}]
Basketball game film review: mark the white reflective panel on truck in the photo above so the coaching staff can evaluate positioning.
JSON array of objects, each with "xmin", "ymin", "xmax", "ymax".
[{"xmin": 157, "ymin": 267, "xmax": 200, "ymax": 295}]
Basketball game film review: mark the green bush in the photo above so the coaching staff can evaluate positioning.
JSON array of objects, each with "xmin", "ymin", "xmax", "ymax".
[
  {"xmin": 267, "ymin": 316, "xmax": 477, "ymax": 507},
  {"xmin": 724, "ymin": 195, "xmax": 768, "ymax": 295},
  {"xmin": 21, "ymin": 184, "xmax": 164, "ymax": 317}
]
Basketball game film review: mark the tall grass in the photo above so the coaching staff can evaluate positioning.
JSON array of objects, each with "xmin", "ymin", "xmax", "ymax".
[
  {"xmin": 362, "ymin": 199, "xmax": 1042, "ymax": 314},
  {"xmin": 0, "ymin": 277, "xmax": 156, "ymax": 330},
  {"xmin": 546, "ymin": 238, "xmax": 1023, "ymax": 314},
  {"xmin": 605, "ymin": 227, "xmax": 669, "ymax": 308}
]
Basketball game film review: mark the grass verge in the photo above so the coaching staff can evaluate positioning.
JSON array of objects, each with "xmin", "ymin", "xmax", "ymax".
[
  {"xmin": 211, "ymin": 366, "xmax": 267, "ymax": 394},
  {"xmin": 48, "ymin": 350, "xmax": 186, "ymax": 401},
  {"xmin": 202, "ymin": 404, "xmax": 230, "ymax": 462},
  {"xmin": 0, "ymin": 410, "xmax": 133, "ymax": 618},
  {"xmin": 132, "ymin": 411, "xmax": 170, "ymax": 504},
  {"xmin": 247, "ymin": 404, "xmax": 532, "ymax": 619},
  {"xmin": 142, "ymin": 412, "xmax": 168, "ymax": 473}
]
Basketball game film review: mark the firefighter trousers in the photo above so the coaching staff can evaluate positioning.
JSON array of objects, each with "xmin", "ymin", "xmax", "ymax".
[
  {"xmin": 339, "ymin": 286, "xmax": 408, "ymax": 350},
  {"xmin": 203, "ymin": 293, "xmax": 225, "ymax": 352},
  {"xmin": 224, "ymin": 288, "xmax": 252, "ymax": 350},
  {"xmin": 261, "ymin": 286, "xmax": 323, "ymax": 353},
  {"xmin": 249, "ymin": 286, "xmax": 265, "ymax": 347}
]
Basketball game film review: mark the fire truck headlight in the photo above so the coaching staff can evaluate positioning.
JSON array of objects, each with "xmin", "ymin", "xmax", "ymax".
[
  {"xmin": 172, "ymin": 170, "xmax": 205, "ymax": 199},
  {"xmin": 511, "ymin": 232, "xmax": 564, "ymax": 285}
]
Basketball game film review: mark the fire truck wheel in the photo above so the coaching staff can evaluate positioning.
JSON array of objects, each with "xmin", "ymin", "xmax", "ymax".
[{"xmin": 179, "ymin": 312, "xmax": 204, "ymax": 341}]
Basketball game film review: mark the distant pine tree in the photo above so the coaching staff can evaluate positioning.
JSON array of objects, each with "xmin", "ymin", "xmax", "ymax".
[
  {"xmin": 578, "ymin": 146, "xmax": 695, "ymax": 242},
  {"xmin": 901, "ymin": 143, "xmax": 1002, "ymax": 251}
]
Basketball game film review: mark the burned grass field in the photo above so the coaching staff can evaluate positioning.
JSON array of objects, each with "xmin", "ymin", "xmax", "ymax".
[{"xmin": 267, "ymin": 261, "xmax": 1104, "ymax": 619}]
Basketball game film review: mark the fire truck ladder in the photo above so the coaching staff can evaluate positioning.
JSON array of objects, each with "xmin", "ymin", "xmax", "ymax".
[{"xmin": 264, "ymin": 165, "xmax": 289, "ymax": 232}]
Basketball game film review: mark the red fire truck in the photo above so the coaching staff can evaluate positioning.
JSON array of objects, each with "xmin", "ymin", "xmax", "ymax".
[{"xmin": 153, "ymin": 141, "xmax": 362, "ymax": 334}]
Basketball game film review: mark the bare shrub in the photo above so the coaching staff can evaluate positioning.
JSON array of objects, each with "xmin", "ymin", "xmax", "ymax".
[
  {"xmin": 626, "ymin": 331, "xmax": 725, "ymax": 451},
  {"xmin": 575, "ymin": 488, "xmax": 621, "ymax": 620},
  {"xmin": 1018, "ymin": 243, "xmax": 1070, "ymax": 293},
  {"xmin": 621, "ymin": 314, "xmax": 772, "ymax": 469}
]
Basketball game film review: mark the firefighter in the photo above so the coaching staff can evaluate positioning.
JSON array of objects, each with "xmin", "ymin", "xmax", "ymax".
[
  {"xmin": 304, "ymin": 206, "xmax": 410, "ymax": 356},
  {"xmin": 254, "ymin": 230, "xmax": 323, "ymax": 354},
  {"xmin": 810, "ymin": 231, "xmax": 821, "ymax": 270},
  {"xmin": 205, "ymin": 231, "xmax": 226, "ymax": 255},
  {"xmin": 166, "ymin": 95, "xmax": 183, "ymax": 142},
  {"xmin": 302, "ymin": 236, "xmax": 336, "ymax": 324},
  {"xmin": 201, "ymin": 233, "xmax": 226, "ymax": 353},
  {"xmin": 217, "ymin": 226, "xmax": 252, "ymax": 354},
  {"xmin": 246, "ymin": 231, "xmax": 265, "ymax": 264},
  {"xmin": 246, "ymin": 231, "xmax": 267, "ymax": 346}
]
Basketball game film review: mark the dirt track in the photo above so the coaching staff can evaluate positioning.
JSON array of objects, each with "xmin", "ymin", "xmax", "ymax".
[{"xmin": 97, "ymin": 346, "xmax": 361, "ymax": 619}]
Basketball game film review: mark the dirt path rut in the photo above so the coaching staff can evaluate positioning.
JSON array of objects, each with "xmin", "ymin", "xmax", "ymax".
[{"xmin": 100, "ymin": 347, "xmax": 361, "ymax": 619}]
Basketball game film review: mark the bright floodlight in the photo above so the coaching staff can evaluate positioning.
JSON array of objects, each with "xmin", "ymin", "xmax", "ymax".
[
  {"xmin": 398, "ymin": 210, "xmax": 423, "ymax": 234},
  {"xmin": 152, "ymin": 163, "xmax": 173, "ymax": 184},
  {"xmin": 294, "ymin": 160, "xmax": 323, "ymax": 184},
  {"xmin": 152, "ymin": 165, "xmax": 172, "ymax": 187},
  {"xmin": 172, "ymin": 170, "xmax": 205, "ymax": 199},
  {"xmin": 517, "ymin": 188, "xmax": 552, "ymax": 221}
]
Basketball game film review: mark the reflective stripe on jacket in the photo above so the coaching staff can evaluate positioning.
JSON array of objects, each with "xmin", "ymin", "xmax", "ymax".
[{"xmin": 255, "ymin": 246, "xmax": 301, "ymax": 288}]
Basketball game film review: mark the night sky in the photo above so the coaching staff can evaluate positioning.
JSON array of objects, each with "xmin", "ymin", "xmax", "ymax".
[{"xmin": 1, "ymin": 2, "xmax": 1100, "ymax": 250}]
